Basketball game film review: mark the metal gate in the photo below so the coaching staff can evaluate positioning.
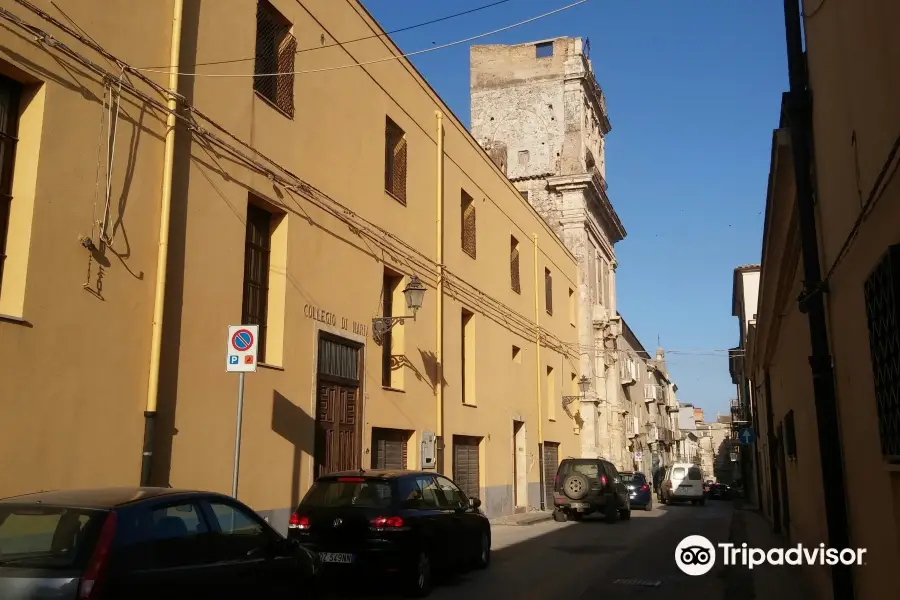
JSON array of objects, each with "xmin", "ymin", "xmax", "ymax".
[
  {"xmin": 371, "ymin": 428, "xmax": 408, "ymax": 470},
  {"xmin": 453, "ymin": 436, "xmax": 480, "ymax": 500},
  {"xmin": 314, "ymin": 335, "xmax": 362, "ymax": 478},
  {"xmin": 542, "ymin": 442, "xmax": 560, "ymax": 508}
]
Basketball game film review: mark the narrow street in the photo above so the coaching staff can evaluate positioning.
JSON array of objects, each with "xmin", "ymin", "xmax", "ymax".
[{"xmin": 323, "ymin": 500, "xmax": 734, "ymax": 599}]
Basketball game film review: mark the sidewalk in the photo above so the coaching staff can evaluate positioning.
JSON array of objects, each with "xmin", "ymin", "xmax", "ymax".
[
  {"xmin": 728, "ymin": 501, "xmax": 818, "ymax": 600},
  {"xmin": 489, "ymin": 510, "xmax": 552, "ymax": 526}
]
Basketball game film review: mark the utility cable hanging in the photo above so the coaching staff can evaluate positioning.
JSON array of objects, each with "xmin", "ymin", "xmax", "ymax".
[
  {"xmin": 136, "ymin": 0, "xmax": 589, "ymax": 78},
  {"xmin": 141, "ymin": 0, "xmax": 515, "ymax": 70},
  {"xmin": 3, "ymin": 1, "xmax": 581, "ymax": 355}
]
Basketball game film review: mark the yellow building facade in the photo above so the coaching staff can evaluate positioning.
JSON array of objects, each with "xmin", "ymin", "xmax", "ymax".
[
  {"xmin": 747, "ymin": 1, "xmax": 900, "ymax": 599},
  {"xmin": 0, "ymin": 0, "xmax": 582, "ymax": 525}
]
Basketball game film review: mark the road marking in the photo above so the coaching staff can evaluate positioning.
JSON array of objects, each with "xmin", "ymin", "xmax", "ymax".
[{"xmin": 614, "ymin": 578, "xmax": 662, "ymax": 587}]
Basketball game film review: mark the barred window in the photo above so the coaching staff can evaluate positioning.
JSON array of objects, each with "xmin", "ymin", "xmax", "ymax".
[
  {"xmin": 0, "ymin": 76, "xmax": 21, "ymax": 293},
  {"xmin": 242, "ymin": 202, "xmax": 272, "ymax": 363},
  {"xmin": 863, "ymin": 244, "xmax": 900, "ymax": 462},
  {"xmin": 385, "ymin": 117, "xmax": 407, "ymax": 204},
  {"xmin": 545, "ymin": 268, "xmax": 553, "ymax": 315},
  {"xmin": 510, "ymin": 236, "xmax": 521, "ymax": 294},
  {"xmin": 254, "ymin": 0, "xmax": 296, "ymax": 118},
  {"xmin": 461, "ymin": 190, "xmax": 476, "ymax": 258}
]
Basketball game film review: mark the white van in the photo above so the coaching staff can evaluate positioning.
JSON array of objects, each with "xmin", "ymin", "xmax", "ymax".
[{"xmin": 660, "ymin": 463, "xmax": 706, "ymax": 505}]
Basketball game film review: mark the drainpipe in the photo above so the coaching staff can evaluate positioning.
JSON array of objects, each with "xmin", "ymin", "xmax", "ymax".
[
  {"xmin": 141, "ymin": 0, "xmax": 184, "ymax": 486},
  {"xmin": 782, "ymin": 1, "xmax": 853, "ymax": 598},
  {"xmin": 434, "ymin": 111, "xmax": 444, "ymax": 464},
  {"xmin": 533, "ymin": 234, "xmax": 543, "ymax": 445}
]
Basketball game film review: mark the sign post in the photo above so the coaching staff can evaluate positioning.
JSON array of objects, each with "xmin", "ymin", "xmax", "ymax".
[{"xmin": 227, "ymin": 325, "xmax": 259, "ymax": 497}]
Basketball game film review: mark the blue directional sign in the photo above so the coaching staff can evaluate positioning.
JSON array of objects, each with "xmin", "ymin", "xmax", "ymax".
[{"xmin": 738, "ymin": 428, "xmax": 756, "ymax": 445}]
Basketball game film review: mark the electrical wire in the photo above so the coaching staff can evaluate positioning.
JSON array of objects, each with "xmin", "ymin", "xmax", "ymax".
[
  {"xmin": 3, "ymin": 0, "xmax": 582, "ymax": 359},
  {"xmin": 141, "ymin": 0, "xmax": 515, "ymax": 70},
  {"xmin": 135, "ymin": 0, "xmax": 589, "ymax": 77}
]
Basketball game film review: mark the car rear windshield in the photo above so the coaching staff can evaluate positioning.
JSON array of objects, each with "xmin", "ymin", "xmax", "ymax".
[
  {"xmin": 559, "ymin": 461, "xmax": 601, "ymax": 479},
  {"xmin": 620, "ymin": 473, "xmax": 645, "ymax": 483},
  {"xmin": 0, "ymin": 505, "xmax": 106, "ymax": 569},
  {"xmin": 672, "ymin": 467, "xmax": 686, "ymax": 479},
  {"xmin": 688, "ymin": 468, "xmax": 703, "ymax": 480},
  {"xmin": 301, "ymin": 478, "xmax": 393, "ymax": 509}
]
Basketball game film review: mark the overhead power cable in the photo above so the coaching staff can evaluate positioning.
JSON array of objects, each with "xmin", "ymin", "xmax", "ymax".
[
  {"xmin": 2, "ymin": 0, "xmax": 581, "ymax": 358},
  {"xmin": 141, "ymin": 0, "xmax": 515, "ymax": 70},
  {"xmin": 136, "ymin": 0, "xmax": 589, "ymax": 78}
]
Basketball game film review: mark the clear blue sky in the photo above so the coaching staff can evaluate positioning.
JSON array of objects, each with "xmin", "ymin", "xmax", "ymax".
[{"xmin": 361, "ymin": 0, "xmax": 787, "ymax": 418}]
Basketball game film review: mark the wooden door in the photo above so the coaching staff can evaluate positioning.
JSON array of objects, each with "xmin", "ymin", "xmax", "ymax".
[
  {"xmin": 314, "ymin": 335, "xmax": 362, "ymax": 478},
  {"xmin": 542, "ymin": 442, "xmax": 560, "ymax": 509},
  {"xmin": 452, "ymin": 436, "xmax": 480, "ymax": 500}
]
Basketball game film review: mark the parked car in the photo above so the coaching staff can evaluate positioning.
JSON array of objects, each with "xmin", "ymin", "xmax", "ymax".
[
  {"xmin": 288, "ymin": 470, "xmax": 490, "ymax": 597},
  {"xmin": 551, "ymin": 458, "xmax": 631, "ymax": 523},
  {"xmin": 660, "ymin": 463, "xmax": 706, "ymax": 505},
  {"xmin": 619, "ymin": 471, "xmax": 652, "ymax": 511},
  {"xmin": 0, "ymin": 487, "xmax": 318, "ymax": 600},
  {"xmin": 707, "ymin": 482, "xmax": 732, "ymax": 500}
]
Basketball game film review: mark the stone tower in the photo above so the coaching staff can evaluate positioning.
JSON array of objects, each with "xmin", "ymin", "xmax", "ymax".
[{"xmin": 471, "ymin": 37, "xmax": 628, "ymax": 466}]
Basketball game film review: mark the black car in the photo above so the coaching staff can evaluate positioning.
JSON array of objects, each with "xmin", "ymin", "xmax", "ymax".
[
  {"xmin": 0, "ymin": 487, "xmax": 317, "ymax": 600},
  {"xmin": 288, "ymin": 470, "xmax": 490, "ymax": 597},
  {"xmin": 707, "ymin": 482, "xmax": 732, "ymax": 500},
  {"xmin": 551, "ymin": 458, "xmax": 631, "ymax": 523},
  {"xmin": 619, "ymin": 471, "xmax": 652, "ymax": 511}
]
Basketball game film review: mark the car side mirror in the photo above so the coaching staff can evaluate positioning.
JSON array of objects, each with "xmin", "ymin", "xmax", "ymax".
[{"xmin": 468, "ymin": 497, "xmax": 481, "ymax": 509}]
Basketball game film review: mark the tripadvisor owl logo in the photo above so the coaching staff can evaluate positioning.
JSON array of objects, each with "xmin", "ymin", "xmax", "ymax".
[{"xmin": 675, "ymin": 535, "xmax": 868, "ymax": 576}]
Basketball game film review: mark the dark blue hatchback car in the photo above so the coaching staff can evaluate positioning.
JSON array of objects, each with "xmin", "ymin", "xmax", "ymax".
[{"xmin": 620, "ymin": 472, "xmax": 653, "ymax": 511}]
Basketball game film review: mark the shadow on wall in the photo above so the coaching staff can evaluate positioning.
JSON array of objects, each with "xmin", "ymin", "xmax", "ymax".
[
  {"xmin": 418, "ymin": 349, "xmax": 447, "ymax": 391},
  {"xmin": 151, "ymin": 0, "xmax": 202, "ymax": 487},
  {"xmin": 271, "ymin": 390, "xmax": 315, "ymax": 509}
]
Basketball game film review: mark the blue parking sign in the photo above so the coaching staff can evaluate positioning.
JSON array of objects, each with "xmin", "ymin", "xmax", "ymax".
[{"xmin": 229, "ymin": 355, "xmax": 239, "ymax": 365}]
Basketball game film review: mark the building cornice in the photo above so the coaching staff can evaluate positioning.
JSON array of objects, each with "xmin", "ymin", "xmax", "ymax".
[{"xmin": 546, "ymin": 172, "xmax": 626, "ymax": 244}]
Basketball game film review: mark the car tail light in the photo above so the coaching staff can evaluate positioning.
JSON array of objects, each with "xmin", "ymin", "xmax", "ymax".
[
  {"xmin": 288, "ymin": 513, "xmax": 310, "ymax": 530},
  {"xmin": 600, "ymin": 475, "xmax": 607, "ymax": 487},
  {"xmin": 640, "ymin": 483, "xmax": 649, "ymax": 491},
  {"xmin": 337, "ymin": 477, "xmax": 365, "ymax": 482},
  {"xmin": 78, "ymin": 511, "xmax": 117, "ymax": 600},
  {"xmin": 370, "ymin": 516, "xmax": 404, "ymax": 528}
]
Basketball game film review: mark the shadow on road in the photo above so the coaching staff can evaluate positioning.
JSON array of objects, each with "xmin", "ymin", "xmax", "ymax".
[{"xmin": 314, "ymin": 503, "xmax": 712, "ymax": 598}]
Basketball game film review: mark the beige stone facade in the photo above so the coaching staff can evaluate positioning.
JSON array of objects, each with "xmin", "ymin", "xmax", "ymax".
[
  {"xmin": 0, "ymin": 0, "xmax": 582, "ymax": 526},
  {"xmin": 469, "ymin": 37, "xmax": 629, "ymax": 467}
]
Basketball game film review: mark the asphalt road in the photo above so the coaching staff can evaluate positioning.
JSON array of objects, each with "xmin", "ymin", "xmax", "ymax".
[{"xmin": 320, "ymin": 499, "xmax": 736, "ymax": 599}]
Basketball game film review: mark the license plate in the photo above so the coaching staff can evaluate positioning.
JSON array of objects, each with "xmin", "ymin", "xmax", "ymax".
[
  {"xmin": 320, "ymin": 552, "xmax": 354, "ymax": 564},
  {"xmin": 629, "ymin": 493, "xmax": 636, "ymax": 498},
  {"xmin": 569, "ymin": 502, "xmax": 589, "ymax": 509}
]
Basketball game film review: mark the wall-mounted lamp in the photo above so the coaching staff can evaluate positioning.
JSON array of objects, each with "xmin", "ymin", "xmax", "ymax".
[
  {"xmin": 372, "ymin": 275, "xmax": 426, "ymax": 342},
  {"xmin": 562, "ymin": 375, "xmax": 591, "ymax": 420}
]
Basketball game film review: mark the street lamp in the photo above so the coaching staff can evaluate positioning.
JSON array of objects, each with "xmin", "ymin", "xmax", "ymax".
[
  {"xmin": 562, "ymin": 375, "xmax": 591, "ymax": 421},
  {"xmin": 372, "ymin": 275, "xmax": 427, "ymax": 343}
]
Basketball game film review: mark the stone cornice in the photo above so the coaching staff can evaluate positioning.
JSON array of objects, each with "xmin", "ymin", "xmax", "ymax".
[{"xmin": 546, "ymin": 172, "xmax": 626, "ymax": 245}]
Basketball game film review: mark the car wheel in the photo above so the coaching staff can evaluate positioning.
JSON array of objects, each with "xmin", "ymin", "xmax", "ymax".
[
  {"xmin": 407, "ymin": 551, "xmax": 433, "ymax": 597},
  {"xmin": 553, "ymin": 509, "xmax": 568, "ymax": 522},
  {"xmin": 475, "ymin": 532, "xmax": 490, "ymax": 569},
  {"xmin": 619, "ymin": 505, "xmax": 631, "ymax": 520}
]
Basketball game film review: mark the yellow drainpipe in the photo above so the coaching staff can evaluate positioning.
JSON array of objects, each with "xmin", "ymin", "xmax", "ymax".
[
  {"xmin": 533, "ymin": 234, "xmax": 543, "ymax": 444},
  {"xmin": 435, "ymin": 111, "xmax": 444, "ymax": 447},
  {"xmin": 141, "ymin": 0, "xmax": 184, "ymax": 486}
]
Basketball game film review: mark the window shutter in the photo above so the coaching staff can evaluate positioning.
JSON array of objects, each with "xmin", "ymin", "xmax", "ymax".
[
  {"xmin": 392, "ymin": 137, "xmax": 407, "ymax": 204},
  {"xmin": 511, "ymin": 247, "xmax": 521, "ymax": 293},
  {"xmin": 462, "ymin": 201, "xmax": 477, "ymax": 257}
]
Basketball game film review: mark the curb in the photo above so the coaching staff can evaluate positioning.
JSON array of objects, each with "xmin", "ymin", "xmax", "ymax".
[{"xmin": 489, "ymin": 512, "xmax": 553, "ymax": 526}]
